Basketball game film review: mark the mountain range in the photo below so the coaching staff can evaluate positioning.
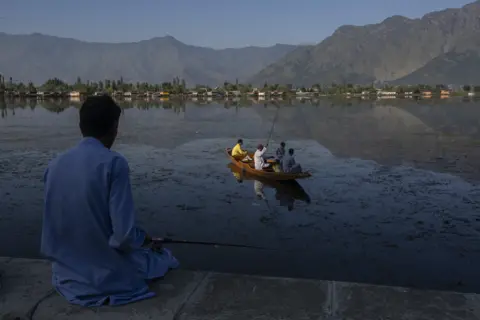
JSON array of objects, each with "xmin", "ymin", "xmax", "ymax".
[
  {"xmin": 0, "ymin": 33, "xmax": 297, "ymax": 86},
  {"xmin": 1, "ymin": 0, "xmax": 480, "ymax": 86},
  {"xmin": 252, "ymin": 0, "xmax": 480, "ymax": 86}
]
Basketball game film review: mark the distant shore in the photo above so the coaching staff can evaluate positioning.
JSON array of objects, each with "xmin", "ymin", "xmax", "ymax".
[
  {"xmin": 1, "ymin": 94, "xmax": 479, "ymax": 113},
  {"xmin": 0, "ymin": 90, "xmax": 477, "ymax": 100},
  {"xmin": 1, "ymin": 76, "xmax": 479, "ymax": 100}
]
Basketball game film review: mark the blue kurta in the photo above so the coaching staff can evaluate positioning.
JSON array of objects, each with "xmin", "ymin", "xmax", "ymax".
[
  {"xmin": 282, "ymin": 154, "xmax": 302, "ymax": 173},
  {"xmin": 41, "ymin": 137, "xmax": 179, "ymax": 307}
]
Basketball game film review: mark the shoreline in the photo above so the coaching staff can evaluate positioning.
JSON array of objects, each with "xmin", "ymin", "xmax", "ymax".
[
  {"xmin": 1, "ymin": 94, "xmax": 479, "ymax": 104},
  {"xmin": 1, "ymin": 257, "xmax": 479, "ymax": 319}
]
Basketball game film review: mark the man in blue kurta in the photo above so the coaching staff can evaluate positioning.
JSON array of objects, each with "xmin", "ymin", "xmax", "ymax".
[
  {"xmin": 41, "ymin": 95, "xmax": 179, "ymax": 307},
  {"xmin": 282, "ymin": 148, "xmax": 303, "ymax": 174}
]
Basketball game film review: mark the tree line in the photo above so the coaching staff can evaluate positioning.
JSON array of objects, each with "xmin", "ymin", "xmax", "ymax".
[{"xmin": 1, "ymin": 74, "xmax": 480, "ymax": 95}]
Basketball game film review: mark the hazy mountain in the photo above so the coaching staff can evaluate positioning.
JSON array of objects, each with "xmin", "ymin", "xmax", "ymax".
[
  {"xmin": 251, "ymin": 0, "xmax": 480, "ymax": 86},
  {"xmin": 0, "ymin": 33, "xmax": 298, "ymax": 86},
  {"xmin": 393, "ymin": 50, "xmax": 480, "ymax": 85}
]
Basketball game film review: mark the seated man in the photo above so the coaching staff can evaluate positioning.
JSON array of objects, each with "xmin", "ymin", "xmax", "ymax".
[
  {"xmin": 41, "ymin": 96, "xmax": 179, "ymax": 307},
  {"xmin": 232, "ymin": 138, "xmax": 252, "ymax": 162},
  {"xmin": 273, "ymin": 141, "xmax": 286, "ymax": 172},
  {"xmin": 275, "ymin": 141, "xmax": 286, "ymax": 162},
  {"xmin": 254, "ymin": 144, "xmax": 271, "ymax": 170},
  {"xmin": 282, "ymin": 148, "xmax": 303, "ymax": 173}
]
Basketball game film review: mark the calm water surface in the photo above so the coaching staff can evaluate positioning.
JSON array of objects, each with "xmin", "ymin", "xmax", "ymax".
[{"xmin": 2, "ymin": 98, "xmax": 480, "ymax": 293}]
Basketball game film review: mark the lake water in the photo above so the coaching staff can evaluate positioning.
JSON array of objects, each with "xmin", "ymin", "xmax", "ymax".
[{"xmin": 2, "ymin": 97, "xmax": 480, "ymax": 293}]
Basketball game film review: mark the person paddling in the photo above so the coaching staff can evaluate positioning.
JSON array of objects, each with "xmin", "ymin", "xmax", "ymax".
[
  {"xmin": 254, "ymin": 143, "xmax": 271, "ymax": 170},
  {"xmin": 41, "ymin": 95, "xmax": 179, "ymax": 307}
]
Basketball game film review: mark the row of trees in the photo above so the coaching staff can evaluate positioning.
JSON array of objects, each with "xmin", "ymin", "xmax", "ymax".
[
  {"xmin": 2, "ymin": 74, "xmax": 480, "ymax": 95},
  {"xmin": 0, "ymin": 76, "xmax": 190, "ymax": 95}
]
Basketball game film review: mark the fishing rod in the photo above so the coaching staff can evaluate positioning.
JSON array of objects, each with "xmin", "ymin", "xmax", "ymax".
[
  {"xmin": 266, "ymin": 105, "xmax": 281, "ymax": 147},
  {"xmin": 154, "ymin": 237, "xmax": 271, "ymax": 250}
]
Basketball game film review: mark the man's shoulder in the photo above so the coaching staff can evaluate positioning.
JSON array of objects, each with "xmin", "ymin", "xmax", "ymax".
[
  {"xmin": 47, "ymin": 145, "xmax": 128, "ymax": 169},
  {"xmin": 46, "ymin": 146, "xmax": 76, "ymax": 168},
  {"xmin": 109, "ymin": 151, "xmax": 129, "ymax": 166}
]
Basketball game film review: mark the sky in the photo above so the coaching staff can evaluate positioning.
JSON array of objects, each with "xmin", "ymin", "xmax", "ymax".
[{"xmin": 0, "ymin": 0, "xmax": 475, "ymax": 48}]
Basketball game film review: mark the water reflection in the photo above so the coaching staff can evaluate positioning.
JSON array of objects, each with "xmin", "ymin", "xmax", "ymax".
[
  {"xmin": 3, "ymin": 97, "xmax": 480, "ymax": 181},
  {"xmin": 2, "ymin": 95, "xmax": 480, "ymax": 114},
  {"xmin": 4, "ymin": 97, "xmax": 480, "ymax": 292},
  {"xmin": 227, "ymin": 163, "xmax": 310, "ymax": 211}
]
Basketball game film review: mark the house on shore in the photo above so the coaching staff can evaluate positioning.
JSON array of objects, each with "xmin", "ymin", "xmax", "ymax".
[
  {"xmin": 377, "ymin": 91, "xmax": 397, "ymax": 97},
  {"xmin": 69, "ymin": 91, "xmax": 81, "ymax": 98},
  {"xmin": 123, "ymin": 91, "xmax": 140, "ymax": 97},
  {"xmin": 227, "ymin": 90, "xmax": 241, "ymax": 97},
  {"xmin": 421, "ymin": 91, "xmax": 433, "ymax": 98}
]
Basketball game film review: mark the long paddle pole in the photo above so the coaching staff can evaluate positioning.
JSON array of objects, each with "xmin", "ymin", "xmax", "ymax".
[{"xmin": 266, "ymin": 106, "xmax": 280, "ymax": 147}]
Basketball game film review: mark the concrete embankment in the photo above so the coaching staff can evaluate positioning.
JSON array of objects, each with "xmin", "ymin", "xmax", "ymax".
[{"xmin": 0, "ymin": 257, "xmax": 479, "ymax": 320}]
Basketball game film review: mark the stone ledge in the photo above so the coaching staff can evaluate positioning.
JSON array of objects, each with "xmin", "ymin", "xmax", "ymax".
[{"xmin": 0, "ymin": 258, "xmax": 479, "ymax": 320}]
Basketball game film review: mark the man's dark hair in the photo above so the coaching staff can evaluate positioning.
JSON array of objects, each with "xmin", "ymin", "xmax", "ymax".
[
  {"xmin": 237, "ymin": 139, "xmax": 243, "ymax": 144},
  {"xmin": 288, "ymin": 148, "xmax": 294, "ymax": 155},
  {"xmin": 79, "ymin": 96, "xmax": 121, "ymax": 138},
  {"xmin": 280, "ymin": 141, "xmax": 286, "ymax": 147}
]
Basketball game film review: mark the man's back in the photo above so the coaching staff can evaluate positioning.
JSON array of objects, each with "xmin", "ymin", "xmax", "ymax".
[
  {"xmin": 41, "ymin": 137, "xmax": 147, "ymax": 306},
  {"xmin": 231, "ymin": 143, "xmax": 245, "ymax": 158},
  {"xmin": 282, "ymin": 154, "xmax": 295, "ymax": 172},
  {"xmin": 254, "ymin": 148, "xmax": 266, "ymax": 170}
]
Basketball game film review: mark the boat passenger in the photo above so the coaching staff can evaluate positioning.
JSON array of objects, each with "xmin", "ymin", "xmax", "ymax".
[
  {"xmin": 232, "ymin": 139, "xmax": 252, "ymax": 162},
  {"xmin": 41, "ymin": 96, "xmax": 179, "ymax": 307},
  {"xmin": 275, "ymin": 141, "xmax": 286, "ymax": 162},
  {"xmin": 282, "ymin": 148, "xmax": 303, "ymax": 174},
  {"xmin": 273, "ymin": 141, "xmax": 286, "ymax": 172},
  {"xmin": 254, "ymin": 144, "xmax": 271, "ymax": 170}
]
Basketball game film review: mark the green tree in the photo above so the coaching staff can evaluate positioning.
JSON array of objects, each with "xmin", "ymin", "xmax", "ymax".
[
  {"xmin": 463, "ymin": 85, "xmax": 471, "ymax": 92},
  {"xmin": 27, "ymin": 82, "xmax": 36, "ymax": 93}
]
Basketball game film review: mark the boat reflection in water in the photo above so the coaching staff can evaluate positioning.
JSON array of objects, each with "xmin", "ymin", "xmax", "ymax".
[{"xmin": 227, "ymin": 163, "xmax": 311, "ymax": 211}]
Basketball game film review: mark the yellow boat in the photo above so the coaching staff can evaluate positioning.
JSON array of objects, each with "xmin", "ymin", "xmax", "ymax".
[{"xmin": 225, "ymin": 148, "xmax": 311, "ymax": 181}]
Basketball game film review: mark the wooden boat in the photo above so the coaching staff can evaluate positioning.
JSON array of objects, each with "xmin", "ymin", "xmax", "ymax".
[
  {"xmin": 225, "ymin": 148, "xmax": 312, "ymax": 181},
  {"xmin": 227, "ymin": 163, "xmax": 311, "ymax": 203}
]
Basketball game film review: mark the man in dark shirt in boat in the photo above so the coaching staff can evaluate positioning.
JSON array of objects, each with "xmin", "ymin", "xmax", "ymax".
[
  {"xmin": 282, "ymin": 148, "xmax": 303, "ymax": 173},
  {"xmin": 273, "ymin": 142, "xmax": 286, "ymax": 172},
  {"xmin": 275, "ymin": 142, "xmax": 286, "ymax": 162}
]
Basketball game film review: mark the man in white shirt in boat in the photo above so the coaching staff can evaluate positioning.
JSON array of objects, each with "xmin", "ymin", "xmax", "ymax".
[{"xmin": 254, "ymin": 144, "xmax": 271, "ymax": 170}]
